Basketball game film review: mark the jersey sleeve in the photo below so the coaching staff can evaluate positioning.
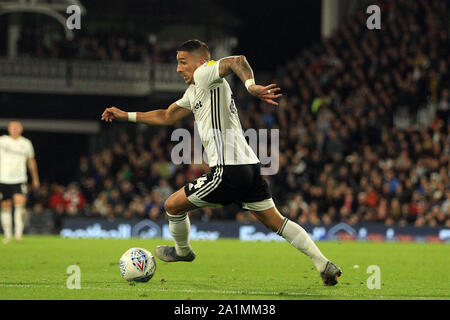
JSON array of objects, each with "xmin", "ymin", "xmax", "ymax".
[
  {"xmin": 175, "ymin": 89, "xmax": 192, "ymax": 110},
  {"xmin": 193, "ymin": 59, "xmax": 222, "ymax": 89}
]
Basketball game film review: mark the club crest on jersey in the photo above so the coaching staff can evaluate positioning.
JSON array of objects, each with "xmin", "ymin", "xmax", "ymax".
[{"xmin": 130, "ymin": 249, "xmax": 148, "ymax": 272}]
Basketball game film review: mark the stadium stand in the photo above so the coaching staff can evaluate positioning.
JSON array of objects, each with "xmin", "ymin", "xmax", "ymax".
[{"xmin": 11, "ymin": 0, "xmax": 450, "ymax": 231}]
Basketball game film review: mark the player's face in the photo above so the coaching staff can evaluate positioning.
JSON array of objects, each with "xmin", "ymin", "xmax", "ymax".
[
  {"xmin": 8, "ymin": 121, "xmax": 23, "ymax": 138},
  {"xmin": 176, "ymin": 51, "xmax": 205, "ymax": 84}
]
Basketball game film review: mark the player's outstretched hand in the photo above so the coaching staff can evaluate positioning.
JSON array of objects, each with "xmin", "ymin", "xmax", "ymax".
[
  {"xmin": 101, "ymin": 107, "xmax": 128, "ymax": 122},
  {"xmin": 248, "ymin": 83, "xmax": 282, "ymax": 106}
]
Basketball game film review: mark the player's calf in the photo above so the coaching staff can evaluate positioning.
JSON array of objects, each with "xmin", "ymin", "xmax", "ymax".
[
  {"xmin": 158, "ymin": 188, "xmax": 199, "ymax": 261},
  {"xmin": 1, "ymin": 206, "xmax": 12, "ymax": 243}
]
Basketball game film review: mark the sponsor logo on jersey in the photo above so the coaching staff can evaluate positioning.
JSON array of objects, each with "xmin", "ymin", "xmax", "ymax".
[
  {"xmin": 229, "ymin": 95, "xmax": 237, "ymax": 114},
  {"xmin": 194, "ymin": 101, "xmax": 203, "ymax": 111}
]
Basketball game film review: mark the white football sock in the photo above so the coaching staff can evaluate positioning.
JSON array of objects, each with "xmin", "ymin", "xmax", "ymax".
[
  {"xmin": 167, "ymin": 212, "xmax": 192, "ymax": 256},
  {"xmin": 1, "ymin": 209, "xmax": 13, "ymax": 240},
  {"xmin": 14, "ymin": 205, "xmax": 26, "ymax": 240},
  {"xmin": 277, "ymin": 218, "xmax": 328, "ymax": 272}
]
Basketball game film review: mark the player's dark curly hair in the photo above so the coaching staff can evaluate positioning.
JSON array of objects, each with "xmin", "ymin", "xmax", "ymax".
[{"xmin": 177, "ymin": 39, "xmax": 211, "ymax": 60}]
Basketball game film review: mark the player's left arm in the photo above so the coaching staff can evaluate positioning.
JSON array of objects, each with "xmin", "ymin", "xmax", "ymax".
[
  {"xmin": 27, "ymin": 157, "xmax": 40, "ymax": 190},
  {"xmin": 218, "ymin": 55, "xmax": 282, "ymax": 106}
]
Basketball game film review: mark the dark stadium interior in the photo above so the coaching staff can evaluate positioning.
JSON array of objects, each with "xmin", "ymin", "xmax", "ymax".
[{"xmin": 1, "ymin": 0, "xmax": 450, "ymax": 236}]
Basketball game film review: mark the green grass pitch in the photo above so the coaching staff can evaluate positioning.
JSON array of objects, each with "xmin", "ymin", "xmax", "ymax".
[{"xmin": 0, "ymin": 236, "xmax": 449, "ymax": 300}]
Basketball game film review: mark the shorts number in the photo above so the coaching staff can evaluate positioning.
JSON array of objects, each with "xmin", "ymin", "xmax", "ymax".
[{"xmin": 193, "ymin": 176, "xmax": 208, "ymax": 190}]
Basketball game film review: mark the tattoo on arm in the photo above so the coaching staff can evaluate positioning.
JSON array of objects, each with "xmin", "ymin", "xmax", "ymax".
[{"xmin": 219, "ymin": 55, "xmax": 254, "ymax": 83}]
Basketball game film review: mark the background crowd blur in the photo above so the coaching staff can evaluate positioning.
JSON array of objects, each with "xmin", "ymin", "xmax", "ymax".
[
  {"xmin": 17, "ymin": 29, "xmax": 179, "ymax": 63},
  {"xmin": 2, "ymin": 0, "xmax": 450, "ymax": 233}
]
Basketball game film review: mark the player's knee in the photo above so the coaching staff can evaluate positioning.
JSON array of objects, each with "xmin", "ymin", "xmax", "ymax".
[
  {"xmin": 1, "ymin": 200, "xmax": 12, "ymax": 210},
  {"xmin": 164, "ymin": 197, "xmax": 182, "ymax": 215},
  {"xmin": 13, "ymin": 195, "xmax": 26, "ymax": 207}
]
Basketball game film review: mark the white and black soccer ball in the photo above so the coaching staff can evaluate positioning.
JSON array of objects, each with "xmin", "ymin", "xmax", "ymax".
[{"xmin": 119, "ymin": 248, "xmax": 156, "ymax": 282}]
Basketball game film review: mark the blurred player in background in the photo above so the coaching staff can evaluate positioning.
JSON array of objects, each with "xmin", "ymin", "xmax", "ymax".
[
  {"xmin": 0, "ymin": 121, "xmax": 40, "ymax": 243},
  {"xmin": 102, "ymin": 40, "xmax": 342, "ymax": 285}
]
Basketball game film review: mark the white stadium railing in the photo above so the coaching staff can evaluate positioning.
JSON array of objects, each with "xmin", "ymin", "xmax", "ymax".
[
  {"xmin": 0, "ymin": 58, "xmax": 187, "ymax": 96},
  {"xmin": 152, "ymin": 63, "xmax": 188, "ymax": 92}
]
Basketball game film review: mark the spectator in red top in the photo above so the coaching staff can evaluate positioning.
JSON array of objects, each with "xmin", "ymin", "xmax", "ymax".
[
  {"xmin": 48, "ymin": 184, "xmax": 66, "ymax": 210},
  {"xmin": 63, "ymin": 183, "xmax": 86, "ymax": 215},
  {"xmin": 365, "ymin": 186, "xmax": 379, "ymax": 208}
]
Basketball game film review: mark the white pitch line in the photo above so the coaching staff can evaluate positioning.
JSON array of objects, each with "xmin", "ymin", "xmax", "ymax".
[{"xmin": 0, "ymin": 283, "xmax": 447, "ymax": 299}]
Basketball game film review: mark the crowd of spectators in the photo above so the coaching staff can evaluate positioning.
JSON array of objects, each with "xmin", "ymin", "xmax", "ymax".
[
  {"xmin": 26, "ymin": 0, "xmax": 450, "ymax": 231},
  {"xmin": 264, "ymin": 0, "xmax": 450, "ymax": 227}
]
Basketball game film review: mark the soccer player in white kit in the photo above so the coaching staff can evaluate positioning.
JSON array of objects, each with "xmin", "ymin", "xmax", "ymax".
[
  {"xmin": 101, "ymin": 40, "xmax": 342, "ymax": 285},
  {"xmin": 0, "ymin": 121, "xmax": 40, "ymax": 243}
]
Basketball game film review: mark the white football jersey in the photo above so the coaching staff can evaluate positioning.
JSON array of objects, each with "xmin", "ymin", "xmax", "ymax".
[
  {"xmin": 176, "ymin": 59, "xmax": 260, "ymax": 167},
  {"xmin": 0, "ymin": 135, "xmax": 34, "ymax": 184}
]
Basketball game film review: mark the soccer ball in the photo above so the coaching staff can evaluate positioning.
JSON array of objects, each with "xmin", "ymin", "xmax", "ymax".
[{"xmin": 119, "ymin": 248, "xmax": 156, "ymax": 282}]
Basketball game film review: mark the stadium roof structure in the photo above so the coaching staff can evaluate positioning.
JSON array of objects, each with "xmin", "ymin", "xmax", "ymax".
[
  {"xmin": 0, "ymin": 0, "xmax": 86, "ymax": 40},
  {"xmin": 82, "ymin": 0, "xmax": 241, "ymax": 29}
]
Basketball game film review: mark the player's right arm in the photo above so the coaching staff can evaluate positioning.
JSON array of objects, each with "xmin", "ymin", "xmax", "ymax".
[{"xmin": 101, "ymin": 103, "xmax": 192, "ymax": 126}]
